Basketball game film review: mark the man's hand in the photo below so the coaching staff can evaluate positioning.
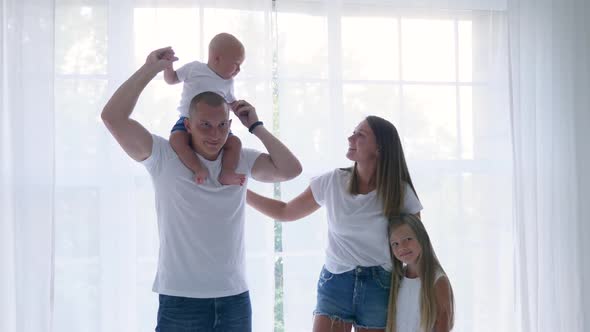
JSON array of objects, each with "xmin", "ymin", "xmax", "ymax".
[
  {"xmin": 232, "ymin": 100, "xmax": 260, "ymax": 129},
  {"xmin": 145, "ymin": 46, "xmax": 178, "ymax": 72},
  {"xmin": 233, "ymin": 99, "xmax": 302, "ymax": 183}
]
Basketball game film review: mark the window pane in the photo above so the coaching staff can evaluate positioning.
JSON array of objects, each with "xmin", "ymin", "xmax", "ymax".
[
  {"xmin": 135, "ymin": 177, "xmax": 158, "ymax": 258},
  {"xmin": 245, "ymin": 256, "xmax": 275, "ymax": 332},
  {"xmin": 402, "ymin": 85, "xmax": 458, "ymax": 159},
  {"xmin": 278, "ymin": 13, "xmax": 328, "ymax": 79},
  {"xmin": 134, "ymin": 8, "xmax": 201, "ymax": 68},
  {"xmin": 282, "ymin": 177, "xmax": 329, "ymax": 253},
  {"xmin": 54, "ymin": 186, "xmax": 100, "ymax": 332},
  {"xmin": 283, "ymin": 255, "xmax": 324, "ymax": 332},
  {"xmin": 402, "ymin": 18, "xmax": 455, "ymax": 81},
  {"xmin": 460, "ymin": 86, "xmax": 474, "ymax": 159},
  {"xmin": 342, "ymin": 17, "xmax": 399, "ymax": 80},
  {"xmin": 54, "ymin": 260, "xmax": 100, "ymax": 332},
  {"xmin": 133, "ymin": 79, "xmax": 181, "ymax": 138},
  {"xmin": 55, "ymin": 187, "xmax": 100, "ymax": 259},
  {"xmin": 55, "ymin": 79, "xmax": 107, "ymax": 181},
  {"xmin": 414, "ymin": 172, "xmax": 513, "ymax": 331},
  {"xmin": 232, "ymin": 79, "xmax": 273, "ymax": 151},
  {"xmin": 458, "ymin": 20, "xmax": 473, "ymax": 82},
  {"xmin": 342, "ymin": 83, "xmax": 400, "ymax": 129},
  {"xmin": 279, "ymin": 82, "xmax": 339, "ymax": 172},
  {"xmin": 137, "ymin": 260, "xmax": 158, "ymax": 332}
]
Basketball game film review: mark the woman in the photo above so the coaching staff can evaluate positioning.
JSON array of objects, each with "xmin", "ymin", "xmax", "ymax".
[{"xmin": 247, "ymin": 116, "xmax": 422, "ymax": 332}]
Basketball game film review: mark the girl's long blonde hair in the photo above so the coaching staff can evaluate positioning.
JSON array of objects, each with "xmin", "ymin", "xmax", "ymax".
[
  {"xmin": 347, "ymin": 116, "xmax": 418, "ymax": 219},
  {"xmin": 386, "ymin": 215, "xmax": 454, "ymax": 332}
]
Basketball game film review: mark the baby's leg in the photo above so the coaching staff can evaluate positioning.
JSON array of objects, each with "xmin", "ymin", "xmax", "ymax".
[
  {"xmin": 170, "ymin": 130, "xmax": 209, "ymax": 184},
  {"xmin": 219, "ymin": 134, "xmax": 245, "ymax": 186}
]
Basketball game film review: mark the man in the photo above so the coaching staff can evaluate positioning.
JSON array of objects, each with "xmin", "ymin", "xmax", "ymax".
[{"xmin": 101, "ymin": 47, "xmax": 302, "ymax": 331}]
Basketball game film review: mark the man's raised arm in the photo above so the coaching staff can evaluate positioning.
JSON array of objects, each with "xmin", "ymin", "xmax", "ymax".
[
  {"xmin": 101, "ymin": 47, "xmax": 178, "ymax": 162},
  {"xmin": 232, "ymin": 100, "xmax": 302, "ymax": 182}
]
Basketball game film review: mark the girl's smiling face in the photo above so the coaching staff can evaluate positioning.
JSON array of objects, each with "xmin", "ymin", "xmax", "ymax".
[{"xmin": 390, "ymin": 224, "xmax": 422, "ymax": 265}]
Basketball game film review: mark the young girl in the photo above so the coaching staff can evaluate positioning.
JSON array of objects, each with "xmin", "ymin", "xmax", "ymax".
[{"xmin": 387, "ymin": 215, "xmax": 454, "ymax": 332}]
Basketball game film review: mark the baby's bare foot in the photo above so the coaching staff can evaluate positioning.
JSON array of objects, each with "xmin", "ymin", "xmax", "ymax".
[
  {"xmin": 193, "ymin": 168, "xmax": 209, "ymax": 185},
  {"xmin": 218, "ymin": 170, "xmax": 246, "ymax": 186}
]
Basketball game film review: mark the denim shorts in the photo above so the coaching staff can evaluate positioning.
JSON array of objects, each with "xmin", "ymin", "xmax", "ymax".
[
  {"xmin": 155, "ymin": 291, "xmax": 251, "ymax": 332},
  {"xmin": 314, "ymin": 265, "xmax": 391, "ymax": 329},
  {"xmin": 171, "ymin": 116, "xmax": 189, "ymax": 133}
]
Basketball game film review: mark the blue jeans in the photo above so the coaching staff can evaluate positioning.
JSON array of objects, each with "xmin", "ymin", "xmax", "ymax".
[
  {"xmin": 314, "ymin": 265, "xmax": 391, "ymax": 329},
  {"xmin": 155, "ymin": 291, "xmax": 252, "ymax": 332},
  {"xmin": 171, "ymin": 116, "xmax": 189, "ymax": 133}
]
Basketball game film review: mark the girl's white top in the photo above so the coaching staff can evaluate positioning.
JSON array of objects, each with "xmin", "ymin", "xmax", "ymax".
[{"xmin": 396, "ymin": 269, "xmax": 446, "ymax": 332}]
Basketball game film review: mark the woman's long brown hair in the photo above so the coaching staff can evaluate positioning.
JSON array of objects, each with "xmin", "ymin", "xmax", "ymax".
[{"xmin": 348, "ymin": 116, "xmax": 418, "ymax": 219}]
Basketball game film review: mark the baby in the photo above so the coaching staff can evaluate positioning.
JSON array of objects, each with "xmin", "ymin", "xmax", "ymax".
[{"xmin": 164, "ymin": 33, "xmax": 245, "ymax": 185}]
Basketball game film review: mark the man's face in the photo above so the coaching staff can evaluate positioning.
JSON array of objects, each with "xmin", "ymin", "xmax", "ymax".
[{"xmin": 185, "ymin": 102, "xmax": 231, "ymax": 161}]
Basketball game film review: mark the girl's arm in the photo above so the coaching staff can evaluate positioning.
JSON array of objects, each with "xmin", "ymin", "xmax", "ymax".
[
  {"xmin": 434, "ymin": 276, "xmax": 454, "ymax": 332},
  {"xmin": 247, "ymin": 186, "xmax": 320, "ymax": 222}
]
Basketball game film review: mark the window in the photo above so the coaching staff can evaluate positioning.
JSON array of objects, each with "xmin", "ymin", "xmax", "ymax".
[{"xmin": 54, "ymin": 1, "xmax": 513, "ymax": 331}]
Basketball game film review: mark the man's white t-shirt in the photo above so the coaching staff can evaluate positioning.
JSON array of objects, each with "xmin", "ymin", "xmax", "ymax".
[
  {"xmin": 175, "ymin": 61, "xmax": 236, "ymax": 117},
  {"xmin": 310, "ymin": 168, "xmax": 423, "ymax": 273},
  {"xmin": 141, "ymin": 135, "xmax": 261, "ymax": 298}
]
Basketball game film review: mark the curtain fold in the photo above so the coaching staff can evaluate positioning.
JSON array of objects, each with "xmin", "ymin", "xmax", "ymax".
[
  {"xmin": 508, "ymin": 0, "xmax": 589, "ymax": 331},
  {"xmin": 0, "ymin": 0, "xmax": 55, "ymax": 332},
  {"xmin": 575, "ymin": 2, "xmax": 590, "ymax": 325}
]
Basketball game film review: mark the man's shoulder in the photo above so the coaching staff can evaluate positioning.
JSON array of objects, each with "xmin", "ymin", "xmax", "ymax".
[
  {"xmin": 240, "ymin": 147, "xmax": 261, "ymax": 156},
  {"xmin": 151, "ymin": 134, "xmax": 170, "ymax": 146},
  {"xmin": 147, "ymin": 134, "xmax": 175, "ymax": 160},
  {"xmin": 239, "ymin": 147, "xmax": 263, "ymax": 167}
]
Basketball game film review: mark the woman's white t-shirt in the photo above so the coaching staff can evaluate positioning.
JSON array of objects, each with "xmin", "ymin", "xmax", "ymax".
[{"xmin": 310, "ymin": 168, "xmax": 423, "ymax": 273}]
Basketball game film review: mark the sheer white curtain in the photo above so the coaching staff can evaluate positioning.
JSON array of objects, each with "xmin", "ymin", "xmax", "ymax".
[
  {"xmin": 1, "ymin": 0, "xmax": 55, "ymax": 331},
  {"xmin": 508, "ymin": 0, "xmax": 590, "ymax": 331},
  {"xmin": 2, "ymin": 0, "xmax": 589, "ymax": 331}
]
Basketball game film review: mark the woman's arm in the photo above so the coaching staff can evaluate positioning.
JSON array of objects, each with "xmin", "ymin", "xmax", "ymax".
[{"xmin": 247, "ymin": 186, "xmax": 320, "ymax": 221}]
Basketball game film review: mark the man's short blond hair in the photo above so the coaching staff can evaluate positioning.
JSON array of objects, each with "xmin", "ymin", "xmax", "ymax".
[{"xmin": 188, "ymin": 92, "xmax": 228, "ymax": 117}]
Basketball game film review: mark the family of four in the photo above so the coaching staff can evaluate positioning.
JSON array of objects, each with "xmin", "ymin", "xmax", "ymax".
[{"xmin": 101, "ymin": 33, "xmax": 454, "ymax": 332}]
